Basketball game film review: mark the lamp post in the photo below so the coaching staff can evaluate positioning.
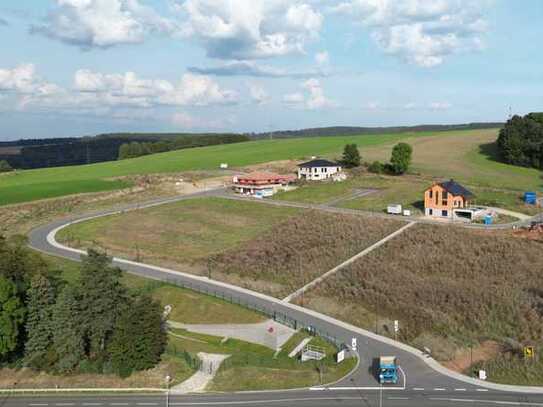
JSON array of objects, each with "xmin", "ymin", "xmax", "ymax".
[{"xmin": 165, "ymin": 375, "xmax": 171, "ymax": 407}]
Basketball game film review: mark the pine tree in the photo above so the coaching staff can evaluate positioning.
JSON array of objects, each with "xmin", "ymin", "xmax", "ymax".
[
  {"xmin": 108, "ymin": 295, "xmax": 167, "ymax": 377},
  {"xmin": 79, "ymin": 250, "xmax": 126, "ymax": 357},
  {"xmin": 52, "ymin": 285, "xmax": 85, "ymax": 373},
  {"xmin": 24, "ymin": 273, "xmax": 58, "ymax": 368},
  {"xmin": 0, "ymin": 276, "xmax": 26, "ymax": 359}
]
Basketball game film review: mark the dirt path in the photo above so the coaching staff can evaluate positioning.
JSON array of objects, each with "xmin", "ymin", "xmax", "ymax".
[{"xmin": 443, "ymin": 341, "xmax": 502, "ymax": 373}]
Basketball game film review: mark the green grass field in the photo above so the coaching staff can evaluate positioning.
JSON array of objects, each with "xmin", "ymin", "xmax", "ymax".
[
  {"xmin": 57, "ymin": 197, "xmax": 301, "ymax": 266},
  {"xmin": 1, "ymin": 129, "xmax": 515, "ymax": 206}
]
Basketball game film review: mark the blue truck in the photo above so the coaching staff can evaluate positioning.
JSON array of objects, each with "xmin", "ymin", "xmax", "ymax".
[{"xmin": 379, "ymin": 356, "xmax": 399, "ymax": 384}]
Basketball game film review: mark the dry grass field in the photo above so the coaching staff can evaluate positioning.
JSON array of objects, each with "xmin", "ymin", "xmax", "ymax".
[
  {"xmin": 302, "ymin": 224, "xmax": 543, "ymax": 383},
  {"xmin": 57, "ymin": 197, "xmax": 301, "ymax": 272},
  {"xmin": 211, "ymin": 210, "xmax": 404, "ymax": 297}
]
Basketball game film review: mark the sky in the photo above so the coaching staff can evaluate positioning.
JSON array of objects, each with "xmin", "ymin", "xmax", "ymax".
[{"xmin": 0, "ymin": 0, "xmax": 542, "ymax": 140}]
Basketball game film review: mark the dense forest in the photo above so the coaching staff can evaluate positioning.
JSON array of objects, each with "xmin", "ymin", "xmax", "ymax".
[
  {"xmin": 0, "ymin": 133, "xmax": 249, "ymax": 170},
  {"xmin": 0, "ymin": 237, "xmax": 166, "ymax": 377},
  {"xmin": 497, "ymin": 113, "xmax": 543, "ymax": 169}
]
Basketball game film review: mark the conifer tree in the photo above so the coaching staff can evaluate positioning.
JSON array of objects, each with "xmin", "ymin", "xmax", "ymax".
[{"xmin": 24, "ymin": 273, "xmax": 58, "ymax": 368}]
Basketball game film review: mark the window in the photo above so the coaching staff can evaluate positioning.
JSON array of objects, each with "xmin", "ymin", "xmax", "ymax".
[
  {"xmin": 442, "ymin": 192, "xmax": 448, "ymax": 206},
  {"xmin": 429, "ymin": 208, "xmax": 433, "ymax": 215},
  {"xmin": 435, "ymin": 191, "xmax": 439, "ymax": 205},
  {"xmin": 429, "ymin": 190, "xmax": 433, "ymax": 199},
  {"xmin": 442, "ymin": 210, "xmax": 448, "ymax": 217}
]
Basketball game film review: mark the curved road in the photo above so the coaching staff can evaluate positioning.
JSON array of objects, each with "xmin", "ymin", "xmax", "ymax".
[{"xmin": 20, "ymin": 189, "xmax": 543, "ymax": 407}]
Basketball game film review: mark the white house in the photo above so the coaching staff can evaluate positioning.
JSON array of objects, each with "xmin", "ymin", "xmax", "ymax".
[{"xmin": 297, "ymin": 159, "xmax": 344, "ymax": 181}]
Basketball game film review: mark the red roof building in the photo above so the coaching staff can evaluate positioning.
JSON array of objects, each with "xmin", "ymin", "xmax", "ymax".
[{"xmin": 232, "ymin": 172, "xmax": 296, "ymax": 197}]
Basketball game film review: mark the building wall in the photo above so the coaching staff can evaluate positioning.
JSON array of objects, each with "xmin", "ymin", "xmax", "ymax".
[
  {"xmin": 298, "ymin": 166, "xmax": 341, "ymax": 180},
  {"xmin": 424, "ymin": 184, "xmax": 468, "ymax": 218}
]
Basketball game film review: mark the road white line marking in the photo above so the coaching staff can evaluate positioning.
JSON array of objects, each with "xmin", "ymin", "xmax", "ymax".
[
  {"xmin": 170, "ymin": 397, "xmax": 365, "ymax": 406},
  {"xmin": 431, "ymin": 398, "xmax": 543, "ymax": 406},
  {"xmin": 83, "ymin": 403, "xmax": 103, "ymax": 406},
  {"xmin": 455, "ymin": 388, "xmax": 467, "ymax": 391},
  {"xmin": 434, "ymin": 388, "xmax": 446, "ymax": 391},
  {"xmin": 110, "ymin": 404, "xmax": 129, "ymax": 406},
  {"xmin": 29, "ymin": 404, "xmax": 49, "ymax": 406},
  {"xmin": 388, "ymin": 397, "xmax": 410, "ymax": 400},
  {"xmin": 477, "ymin": 388, "xmax": 489, "ymax": 392},
  {"xmin": 56, "ymin": 404, "xmax": 75, "ymax": 406}
]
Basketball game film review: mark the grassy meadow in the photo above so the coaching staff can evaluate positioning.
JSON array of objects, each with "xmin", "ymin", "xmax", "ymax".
[
  {"xmin": 57, "ymin": 196, "xmax": 404, "ymax": 298},
  {"xmin": 57, "ymin": 197, "xmax": 302, "ymax": 267},
  {"xmin": 5, "ymin": 127, "xmax": 538, "ymax": 207}
]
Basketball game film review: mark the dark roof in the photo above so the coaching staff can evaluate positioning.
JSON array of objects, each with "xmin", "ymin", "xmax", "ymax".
[
  {"xmin": 438, "ymin": 180, "xmax": 474, "ymax": 198},
  {"xmin": 298, "ymin": 159, "xmax": 340, "ymax": 168}
]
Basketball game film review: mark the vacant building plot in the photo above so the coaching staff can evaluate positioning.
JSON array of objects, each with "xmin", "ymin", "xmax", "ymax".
[
  {"xmin": 301, "ymin": 224, "xmax": 543, "ymax": 384},
  {"xmin": 58, "ymin": 197, "xmax": 301, "ymax": 272},
  {"xmin": 211, "ymin": 211, "xmax": 404, "ymax": 297}
]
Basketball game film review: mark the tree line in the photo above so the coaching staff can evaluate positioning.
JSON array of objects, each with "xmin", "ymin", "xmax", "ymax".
[
  {"xmin": 0, "ymin": 237, "xmax": 166, "ymax": 377},
  {"xmin": 497, "ymin": 112, "xmax": 543, "ymax": 169},
  {"xmin": 117, "ymin": 134, "xmax": 249, "ymax": 160}
]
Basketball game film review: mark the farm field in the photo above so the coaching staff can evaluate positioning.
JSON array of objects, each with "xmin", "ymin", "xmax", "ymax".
[
  {"xmin": 1, "ymin": 128, "xmax": 525, "ymax": 207},
  {"xmin": 57, "ymin": 196, "xmax": 404, "ymax": 298},
  {"xmin": 301, "ymin": 224, "xmax": 543, "ymax": 385}
]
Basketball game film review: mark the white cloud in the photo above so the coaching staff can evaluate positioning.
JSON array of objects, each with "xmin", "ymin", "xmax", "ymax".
[
  {"xmin": 284, "ymin": 78, "xmax": 335, "ymax": 110},
  {"xmin": 179, "ymin": 0, "xmax": 323, "ymax": 60},
  {"xmin": 7, "ymin": 66, "xmax": 237, "ymax": 114},
  {"xmin": 32, "ymin": 0, "xmax": 177, "ymax": 49},
  {"xmin": 429, "ymin": 101, "xmax": 452, "ymax": 110},
  {"xmin": 248, "ymin": 82, "xmax": 270, "ymax": 105},
  {"xmin": 333, "ymin": 0, "xmax": 489, "ymax": 67},
  {"xmin": 0, "ymin": 64, "xmax": 60, "ymax": 94}
]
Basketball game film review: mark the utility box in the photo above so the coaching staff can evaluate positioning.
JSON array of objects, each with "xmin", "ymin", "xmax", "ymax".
[
  {"xmin": 525, "ymin": 192, "xmax": 537, "ymax": 205},
  {"xmin": 403, "ymin": 209, "xmax": 411, "ymax": 217}
]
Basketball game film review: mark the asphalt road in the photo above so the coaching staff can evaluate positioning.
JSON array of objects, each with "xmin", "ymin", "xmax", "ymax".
[
  {"xmin": 23, "ymin": 188, "xmax": 543, "ymax": 406},
  {"xmin": 4, "ymin": 390, "xmax": 543, "ymax": 407}
]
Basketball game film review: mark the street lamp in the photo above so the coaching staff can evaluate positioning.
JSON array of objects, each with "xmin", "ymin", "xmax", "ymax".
[{"xmin": 165, "ymin": 375, "xmax": 171, "ymax": 407}]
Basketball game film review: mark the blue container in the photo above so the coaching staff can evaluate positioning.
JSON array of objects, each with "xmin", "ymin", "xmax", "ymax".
[
  {"xmin": 484, "ymin": 215, "xmax": 493, "ymax": 225},
  {"xmin": 525, "ymin": 192, "xmax": 537, "ymax": 205}
]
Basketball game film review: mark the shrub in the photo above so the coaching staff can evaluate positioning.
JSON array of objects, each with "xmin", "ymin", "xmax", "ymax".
[
  {"xmin": 390, "ymin": 143, "xmax": 413, "ymax": 175},
  {"xmin": 368, "ymin": 161, "xmax": 384, "ymax": 174}
]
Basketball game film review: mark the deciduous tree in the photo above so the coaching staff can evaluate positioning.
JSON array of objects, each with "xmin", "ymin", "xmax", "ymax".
[
  {"xmin": 390, "ymin": 142, "xmax": 413, "ymax": 175},
  {"xmin": 342, "ymin": 144, "xmax": 361, "ymax": 168}
]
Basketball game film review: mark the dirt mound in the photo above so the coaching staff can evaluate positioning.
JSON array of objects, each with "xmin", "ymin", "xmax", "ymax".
[{"xmin": 443, "ymin": 341, "xmax": 503, "ymax": 373}]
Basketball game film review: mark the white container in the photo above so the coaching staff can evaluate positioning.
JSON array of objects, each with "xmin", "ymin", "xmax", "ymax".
[
  {"xmin": 220, "ymin": 163, "xmax": 229, "ymax": 169},
  {"xmin": 387, "ymin": 204, "xmax": 402, "ymax": 215},
  {"xmin": 403, "ymin": 209, "xmax": 411, "ymax": 216}
]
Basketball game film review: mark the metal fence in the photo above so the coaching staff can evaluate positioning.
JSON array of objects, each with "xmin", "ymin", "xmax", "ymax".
[{"xmin": 162, "ymin": 276, "xmax": 345, "ymax": 350}]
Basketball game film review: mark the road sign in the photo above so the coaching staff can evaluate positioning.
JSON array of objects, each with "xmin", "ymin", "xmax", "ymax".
[
  {"xmin": 351, "ymin": 337, "xmax": 357, "ymax": 351},
  {"xmin": 394, "ymin": 320, "xmax": 399, "ymax": 333},
  {"xmin": 524, "ymin": 346, "xmax": 535, "ymax": 359},
  {"xmin": 336, "ymin": 350, "xmax": 345, "ymax": 364}
]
